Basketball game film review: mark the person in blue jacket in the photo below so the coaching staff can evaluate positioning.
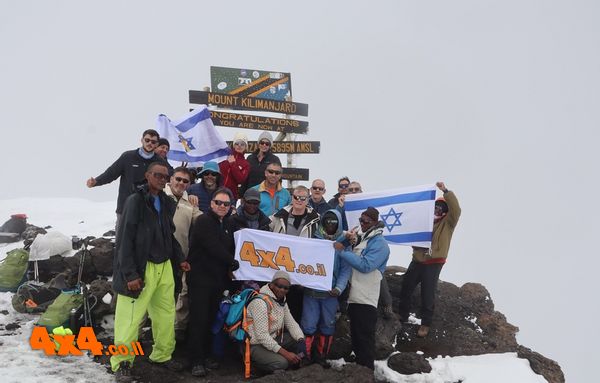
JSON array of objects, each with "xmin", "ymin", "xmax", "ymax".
[
  {"xmin": 301, "ymin": 209, "xmax": 351, "ymax": 366},
  {"xmin": 334, "ymin": 206, "xmax": 389, "ymax": 370}
]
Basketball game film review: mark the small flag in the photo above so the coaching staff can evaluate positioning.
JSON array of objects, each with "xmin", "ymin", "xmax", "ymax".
[
  {"xmin": 344, "ymin": 184, "xmax": 436, "ymax": 247},
  {"xmin": 156, "ymin": 106, "xmax": 230, "ymax": 167}
]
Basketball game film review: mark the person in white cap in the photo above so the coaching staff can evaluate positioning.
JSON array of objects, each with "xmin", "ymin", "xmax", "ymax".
[
  {"xmin": 219, "ymin": 132, "xmax": 250, "ymax": 201},
  {"xmin": 246, "ymin": 270, "xmax": 306, "ymax": 375}
]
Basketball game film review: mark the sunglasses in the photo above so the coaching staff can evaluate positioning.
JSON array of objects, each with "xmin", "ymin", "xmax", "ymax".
[
  {"xmin": 311, "ymin": 186, "xmax": 324, "ymax": 192},
  {"xmin": 359, "ymin": 217, "xmax": 374, "ymax": 225},
  {"xmin": 245, "ymin": 200, "xmax": 260, "ymax": 205},
  {"xmin": 273, "ymin": 282, "xmax": 290, "ymax": 291},
  {"xmin": 174, "ymin": 177, "xmax": 190, "ymax": 184},
  {"xmin": 152, "ymin": 172, "xmax": 169, "ymax": 181},
  {"xmin": 203, "ymin": 171, "xmax": 219, "ymax": 177},
  {"xmin": 293, "ymin": 195, "xmax": 308, "ymax": 202},
  {"xmin": 233, "ymin": 141, "xmax": 246, "ymax": 146},
  {"xmin": 144, "ymin": 138, "xmax": 158, "ymax": 145},
  {"xmin": 338, "ymin": 184, "xmax": 349, "ymax": 189},
  {"xmin": 266, "ymin": 169, "xmax": 282, "ymax": 175},
  {"xmin": 324, "ymin": 218, "xmax": 339, "ymax": 226},
  {"xmin": 348, "ymin": 187, "xmax": 361, "ymax": 193},
  {"xmin": 213, "ymin": 200, "xmax": 232, "ymax": 207},
  {"xmin": 259, "ymin": 140, "xmax": 271, "ymax": 147}
]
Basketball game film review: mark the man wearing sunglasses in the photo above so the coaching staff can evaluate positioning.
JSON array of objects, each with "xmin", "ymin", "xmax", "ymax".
[
  {"xmin": 111, "ymin": 161, "xmax": 189, "ymax": 379},
  {"xmin": 163, "ymin": 167, "xmax": 202, "ymax": 338},
  {"xmin": 328, "ymin": 176, "xmax": 351, "ymax": 231},
  {"xmin": 231, "ymin": 188, "xmax": 271, "ymax": 231},
  {"xmin": 188, "ymin": 161, "xmax": 223, "ymax": 214},
  {"xmin": 308, "ymin": 179, "xmax": 333, "ymax": 215},
  {"xmin": 334, "ymin": 206, "xmax": 390, "ymax": 370},
  {"xmin": 252, "ymin": 160, "xmax": 291, "ymax": 216},
  {"xmin": 244, "ymin": 131, "xmax": 279, "ymax": 193},
  {"xmin": 187, "ymin": 187, "xmax": 239, "ymax": 377},
  {"xmin": 269, "ymin": 185, "xmax": 320, "ymax": 322},
  {"xmin": 87, "ymin": 129, "xmax": 167, "ymax": 234}
]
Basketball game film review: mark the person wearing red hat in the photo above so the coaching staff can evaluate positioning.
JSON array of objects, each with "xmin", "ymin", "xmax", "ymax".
[{"xmin": 398, "ymin": 181, "xmax": 461, "ymax": 338}]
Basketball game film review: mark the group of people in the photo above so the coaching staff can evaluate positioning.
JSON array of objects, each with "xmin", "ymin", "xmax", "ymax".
[{"xmin": 87, "ymin": 129, "xmax": 460, "ymax": 381}]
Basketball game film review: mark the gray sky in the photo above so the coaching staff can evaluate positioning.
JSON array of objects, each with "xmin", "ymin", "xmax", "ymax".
[{"xmin": 2, "ymin": 1, "xmax": 598, "ymax": 381}]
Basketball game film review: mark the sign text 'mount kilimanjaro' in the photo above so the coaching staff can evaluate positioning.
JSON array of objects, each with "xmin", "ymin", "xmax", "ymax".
[
  {"xmin": 189, "ymin": 90, "xmax": 309, "ymax": 117},
  {"xmin": 211, "ymin": 111, "xmax": 308, "ymax": 134}
]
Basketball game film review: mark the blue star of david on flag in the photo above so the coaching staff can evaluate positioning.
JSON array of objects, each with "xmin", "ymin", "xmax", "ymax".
[{"xmin": 380, "ymin": 207, "xmax": 403, "ymax": 233}]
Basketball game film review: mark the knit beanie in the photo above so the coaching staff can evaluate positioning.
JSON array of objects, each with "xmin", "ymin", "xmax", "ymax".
[
  {"xmin": 233, "ymin": 132, "xmax": 248, "ymax": 147},
  {"xmin": 258, "ymin": 131, "xmax": 273, "ymax": 145},
  {"xmin": 362, "ymin": 206, "xmax": 379, "ymax": 222},
  {"xmin": 157, "ymin": 138, "xmax": 170, "ymax": 148}
]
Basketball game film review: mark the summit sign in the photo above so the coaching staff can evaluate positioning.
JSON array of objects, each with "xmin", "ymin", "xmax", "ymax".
[{"xmin": 189, "ymin": 90, "xmax": 309, "ymax": 117}]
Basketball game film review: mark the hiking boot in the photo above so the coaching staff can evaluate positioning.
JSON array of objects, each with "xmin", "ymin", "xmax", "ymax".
[
  {"xmin": 191, "ymin": 364, "xmax": 207, "ymax": 377},
  {"xmin": 149, "ymin": 358, "xmax": 184, "ymax": 372},
  {"xmin": 114, "ymin": 362, "xmax": 135, "ymax": 383},
  {"xmin": 417, "ymin": 325, "xmax": 430, "ymax": 338},
  {"xmin": 205, "ymin": 358, "xmax": 220, "ymax": 370}
]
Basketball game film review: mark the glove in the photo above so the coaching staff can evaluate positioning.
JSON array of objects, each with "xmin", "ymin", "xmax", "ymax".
[
  {"xmin": 230, "ymin": 259, "xmax": 240, "ymax": 271},
  {"xmin": 295, "ymin": 339, "xmax": 307, "ymax": 357}
]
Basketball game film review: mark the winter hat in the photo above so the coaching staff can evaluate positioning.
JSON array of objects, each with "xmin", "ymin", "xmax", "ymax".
[
  {"xmin": 233, "ymin": 132, "xmax": 248, "ymax": 147},
  {"xmin": 243, "ymin": 188, "xmax": 261, "ymax": 203},
  {"xmin": 157, "ymin": 138, "xmax": 170, "ymax": 148},
  {"xmin": 257, "ymin": 131, "xmax": 273, "ymax": 146},
  {"xmin": 199, "ymin": 161, "xmax": 220, "ymax": 175},
  {"xmin": 435, "ymin": 197, "xmax": 449, "ymax": 214},
  {"xmin": 271, "ymin": 270, "xmax": 291, "ymax": 283},
  {"xmin": 362, "ymin": 206, "xmax": 379, "ymax": 222}
]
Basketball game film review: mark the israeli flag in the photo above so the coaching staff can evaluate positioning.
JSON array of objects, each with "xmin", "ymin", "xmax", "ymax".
[
  {"xmin": 344, "ymin": 184, "xmax": 436, "ymax": 247},
  {"xmin": 156, "ymin": 106, "xmax": 230, "ymax": 167}
]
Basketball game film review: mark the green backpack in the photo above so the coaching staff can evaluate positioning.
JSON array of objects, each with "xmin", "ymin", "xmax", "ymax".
[
  {"xmin": 0, "ymin": 248, "xmax": 29, "ymax": 292},
  {"xmin": 37, "ymin": 291, "xmax": 83, "ymax": 332}
]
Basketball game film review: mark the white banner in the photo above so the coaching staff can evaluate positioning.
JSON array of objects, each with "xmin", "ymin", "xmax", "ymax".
[{"xmin": 233, "ymin": 229, "xmax": 334, "ymax": 291}]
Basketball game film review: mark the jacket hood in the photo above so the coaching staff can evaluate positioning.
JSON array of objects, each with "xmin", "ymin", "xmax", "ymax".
[{"xmin": 315, "ymin": 209, "xmax": 343, "ymax": 240}]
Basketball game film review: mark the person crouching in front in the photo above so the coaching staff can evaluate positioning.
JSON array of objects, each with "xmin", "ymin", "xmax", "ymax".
[{"xmin": 246, "ymin": 270, "xmax": 306, "ymax": 375}]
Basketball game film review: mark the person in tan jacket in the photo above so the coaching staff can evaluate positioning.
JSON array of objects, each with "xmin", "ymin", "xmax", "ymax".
[
  {"xmin": 398, "ymin": 181, "xmax": 461, "ymax": 338},
  {"xmin": 163, "ymin": 167, "xmax": 202, "ymax": 336}
]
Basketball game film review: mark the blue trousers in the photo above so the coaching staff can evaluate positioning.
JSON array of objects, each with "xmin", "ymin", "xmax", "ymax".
[{"xmin": 300, "ymin": 294, "xmax": 338, "ymax": 336}]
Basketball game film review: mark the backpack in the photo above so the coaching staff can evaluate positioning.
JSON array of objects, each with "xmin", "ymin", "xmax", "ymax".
[
  {"xmin": 223, "ymin": 288, "xmax": 274, "ymax": 378},
  {"xmin": 12, "ymin": 281, "xmax": 62, "ymax": 313},
  {"xmin": 37, "ymin": 291, "xmax": 84, "ymax": 332},
  {"xmin": 0, "ymin": 248, "xmax": 29, "ymax": 292}
]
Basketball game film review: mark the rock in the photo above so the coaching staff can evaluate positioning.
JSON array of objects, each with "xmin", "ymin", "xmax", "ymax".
[
  {"xmin": 329, "ymin": 315, "xmax": 352, "ymax": 360},
  {"xmin": 5, "ymin": 322, "xmax": 21, "ymax": 331},
  {"xmin": 387, "ymin": 352, "xmax": 432, "ymax": 375},
  {"xmin": 517, "ymin": 345, "xmax": 565, "ymax": 383},
  {"xmin": 90, "ymin": 246, "xmax": 114, "ymax": 276},
  {"xmin": 63, "ymin": 251, "xmax": 97, "ymax": 283},
  {"xmin": 89, "ymin": 237, "xmax": 113, "ymax": 248},
  {"xmin": 33, "ymin": 254, "xmax": 69, "ymax": 283},
  {"xmin": 374, "ymin": 316, "xmax": 402, "ymax": 360},
  {"xmin": 102, "ymin": 230, "xmax": 116, "ymax": 237},
  {"xmin": 254, "ymin": 363, "xmax": 374, "ymax": 383},
  {"xmin": 89, "ymin": 279, "xmax": 114, "ymax": 318},
  {"xmin": 390, "ymin": 272, "xmax": 519, "ymax": 358},
  {"xmin": 0, "ymin": 310, "xmax": 8, "ymax": 315},
  {"xmin": 21, "ymin": 224, "xmax": 47, "ymax": 244}
]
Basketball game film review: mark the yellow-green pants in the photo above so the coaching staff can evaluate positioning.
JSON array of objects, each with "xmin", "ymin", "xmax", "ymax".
[{"xmin": 110, "ymin": 261, "xmax": 175, "ymax": 372}]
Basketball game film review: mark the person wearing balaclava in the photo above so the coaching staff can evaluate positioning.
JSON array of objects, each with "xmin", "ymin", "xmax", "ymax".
[
  {"xmin": 397, "ymin": 181, "xmax": 461, "ymax": 338},
  {"xmin": 334, "ymin": 206, "xmax": 390, "ymax": 370},
  {"xmin": 301, "ymin": 209, "xmax": 352, "ymax": 366}
]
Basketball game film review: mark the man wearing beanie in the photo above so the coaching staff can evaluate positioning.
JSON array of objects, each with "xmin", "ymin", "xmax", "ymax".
[
  {"xmin": 155, "ymin": 138, "xmax": 174, "ymax": 174},
  {"xmin": 246, "ymin": 270, "xmax": 305, "ymax": 375},
  {"xmin": 232, "ymin": 188, "xmax": 271, "ymax": 231},
  {"xmin": 244, "ymin": 131, "xmax": 279, "ymax": 193},
  {"xmin": 334, "ymin": 206, "xmax": 390, "ymax": 370},
  {"xmin": 398, "ymin": 181, "xmax": 461, "ymax": 338}
]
